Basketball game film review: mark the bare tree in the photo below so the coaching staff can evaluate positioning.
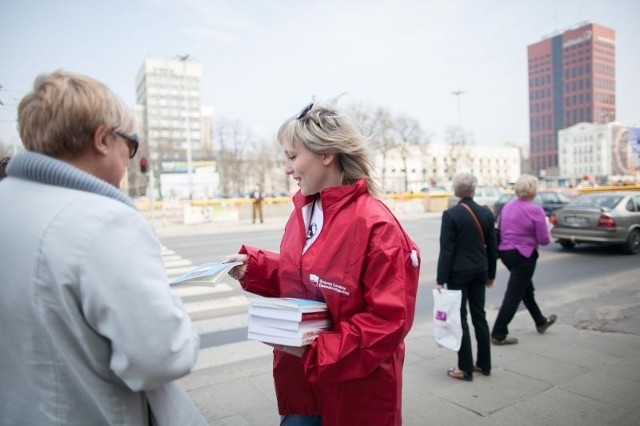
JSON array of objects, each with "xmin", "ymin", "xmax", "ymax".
[
  {"xmin": 445, "ymin": 125, "xmax": 475, "ymax": 180},
  {"xmin": 214, "ymin": 119, "xmax": 255, "ymax": 196},
  {"xmin": 348, "ymin": 103, "xmax": 396, "ymax": 190},
  {"xmin": 392, "ymin": 114, "xmax": 429, "ymax": 192}
]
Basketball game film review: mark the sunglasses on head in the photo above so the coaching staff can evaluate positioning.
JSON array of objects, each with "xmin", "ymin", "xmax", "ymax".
[{"xmin": 296, "ymin": 102, "xmax": 314, "ymax": 119}]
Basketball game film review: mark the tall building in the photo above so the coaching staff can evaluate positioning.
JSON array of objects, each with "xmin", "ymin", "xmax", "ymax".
[
  {"xmin": 527, "ymin": 22, "xmax": 615, "ymax": 176},
  {"xmin": 135, "ymin": 58, "xmax": 213, "ymax": 166}
]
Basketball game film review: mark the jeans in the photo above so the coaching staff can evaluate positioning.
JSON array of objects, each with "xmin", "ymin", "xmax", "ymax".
[
  {"xmin": 446, "ymin": 270, "xmax": 491, "ymax": 374},
  {"xmin": 492, "ymin": 249, "xmax": 547, "ymax": 339},
  {"xmin": 280, "ymin": 415, "xmax": 322, "ymax": 426}
]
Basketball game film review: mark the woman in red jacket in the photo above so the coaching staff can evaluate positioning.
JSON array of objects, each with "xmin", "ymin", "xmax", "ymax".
[{"xmin": 226, "ymin": 101, "xmax": 420, "ymax": 426}]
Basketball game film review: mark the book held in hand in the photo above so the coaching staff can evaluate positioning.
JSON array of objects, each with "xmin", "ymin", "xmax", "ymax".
[
  {"xmin": 247, "ymin": 330, "xmax": 320, "ymax": 347},
  {"xmin": 169, "ymin": 261, "xmax": 242, "ymax": 287},
  {"xmin": 248, "ymin": 306, "xmax": 329, "ymax": 322},
  {"xmin": 246, "ymin": 296, "xmax": 331, "ymax": 347},
  {"xmin": 247, "ymin": 295, "xmax": 328, "ymax": 312},
  {"xmin": 248, "ymin": 315, "xmax": 330, "ymax": 332}
]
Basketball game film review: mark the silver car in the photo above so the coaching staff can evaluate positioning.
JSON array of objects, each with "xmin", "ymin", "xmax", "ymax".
[
  {"xmin": 550, "ymin": 191, "xmax": 640, "ymax": 254},
  {"xmin": 448, "ymin": 186, "xmax": 502, "ymax": 210}
]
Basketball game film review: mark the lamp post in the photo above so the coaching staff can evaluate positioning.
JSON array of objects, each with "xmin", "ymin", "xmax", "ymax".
[
  {"xmin": 451, "ymin": 89, "xmax": 465, "ymax": 128},
  {"xmin": 177, "ymin": 54, "xmax": 194, "ymax": 199}
]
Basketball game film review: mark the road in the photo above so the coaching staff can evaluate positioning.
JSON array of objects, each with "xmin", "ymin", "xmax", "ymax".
[{"xmin": 160, "ymin": 216, "xmax": 639, "ymax": 349}]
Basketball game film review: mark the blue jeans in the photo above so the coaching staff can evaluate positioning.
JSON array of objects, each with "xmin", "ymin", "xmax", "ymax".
[{"xmin": 280, "ymin": 415, "xmax": 322, "ymax": 426}]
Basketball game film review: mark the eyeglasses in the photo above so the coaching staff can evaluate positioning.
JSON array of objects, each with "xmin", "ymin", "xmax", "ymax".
[
  {"xmin": 296, "ymin": 102, "xmax": 314, "ymax": 119},
  {"xmin": 113, "ymin": 129, "xmax": 139, "ymax": 159}
]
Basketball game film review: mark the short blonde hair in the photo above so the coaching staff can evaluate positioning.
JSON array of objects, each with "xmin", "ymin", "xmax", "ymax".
[
  {"xmin": 277, "ymin": 101, "xmax": 381, "ymax": 198},
  {"xmin": 18, "ymin": 70, "xmax": 134, "ymax": 157},
  {"xmin": 452, "ymin": 172, "xmax": 477, "ymax": 198},
  {"xmin": 514, "ymin": 174, "xmax": 539, "ymax": 200}
]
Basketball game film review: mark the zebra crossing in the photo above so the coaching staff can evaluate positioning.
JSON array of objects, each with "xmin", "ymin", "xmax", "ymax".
[{"xmin": 161, "ymin": 246, "xmax": 250, "ymax": 337}]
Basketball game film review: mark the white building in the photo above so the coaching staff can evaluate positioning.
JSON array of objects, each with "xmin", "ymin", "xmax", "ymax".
[
  {"xmin": 136, "ymin": 58, "xmax": 207, "ymax": 161},
  {"xmin": 558, "ymin": 122, "xmax": 640, "ymax": 182},
  {"xmin": 376, "ymin": 143, "xmax": 521, "ymax": 192},
  {"xmin": 135, "ymin": 58, "xmax": 215, "ymax": 198}
]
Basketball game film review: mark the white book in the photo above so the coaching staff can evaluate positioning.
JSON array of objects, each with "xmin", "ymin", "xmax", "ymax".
[
  {"xmin": 247, "ymin": 323, "xmax": 325, "ymax": 339},
  {"xmin": 248, "ymin": 314, "xmax": 331, "ymax": 331},
  {"xmin": 169, "ymin": 261, "xmax": 242, "ymax": 287},
  {"xmin": 247, "ymin": 330, "xmax": 320, "ymax": 347},
  {"xmin": 248, "ymin": 305, "xmax": 330, "ymax": 322},
  {"xmin": 247, "ymin": 295, "xmax": 327, "ymax": 312}
]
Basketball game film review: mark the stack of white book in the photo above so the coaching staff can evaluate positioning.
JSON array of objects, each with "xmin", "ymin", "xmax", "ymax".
[{"xmin": 247, "ymin": 296, "xmax": 331, "ymax": 347}]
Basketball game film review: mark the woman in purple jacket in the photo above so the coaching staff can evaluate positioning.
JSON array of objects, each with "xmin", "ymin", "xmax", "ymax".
[{"xmin": 491, "ymin": 174, "xmax": 557, "ymax": 345}]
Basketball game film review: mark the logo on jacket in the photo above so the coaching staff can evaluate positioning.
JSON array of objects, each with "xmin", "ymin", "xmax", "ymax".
[
  {"xmin": 309, "ymin": 274, "xmax": 319, "ymax": 286},
  {"xmin": 309, "ymin": 273, "xmax": 350, "ymax": 296},
  {"xmin": 410, "ymin": 249, "xmax": 419, "ymax": 267}
]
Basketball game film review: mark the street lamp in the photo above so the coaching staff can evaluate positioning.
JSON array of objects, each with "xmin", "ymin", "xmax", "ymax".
[
  {"xmin": 177, "ymin": 54, "xmax": 194, "ymax": 199},
  {"xmin": 451, "ymin": 89, "xmax": 465, "ymax": 128}
]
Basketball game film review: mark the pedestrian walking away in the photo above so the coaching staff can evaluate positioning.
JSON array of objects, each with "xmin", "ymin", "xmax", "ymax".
[
  {"xmin": 436, "ymin": 172, "xmax": 497, "ymax": 381},
  {"xmin": 224, "ymin": 100, "xmax": 421, "ymax": 426},
  {"xmin": 491, "ymin": 174, "xmax": 557, "ymax": 345}
]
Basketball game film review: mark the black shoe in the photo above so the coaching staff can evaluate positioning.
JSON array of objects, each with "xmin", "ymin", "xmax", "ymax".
[
  {"xmin": 537, "ymin": 314, "xmax": 557, "ymax": 334},
  {"xmin": 474, "ymin": 366, "xmax": 491, "ymax": 376},
  {"xmin": 491, "ymin": 336, "xmax": 518, "ymax": 345},
  {"xmin": 447, "ymin": 368, "xmax": 473, "ymax": 381}
]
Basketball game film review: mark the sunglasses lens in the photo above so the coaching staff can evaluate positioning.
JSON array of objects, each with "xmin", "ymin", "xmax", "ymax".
[{"xmin": 296, "ymin": 103, "xmax": 314, "ymax": 119}]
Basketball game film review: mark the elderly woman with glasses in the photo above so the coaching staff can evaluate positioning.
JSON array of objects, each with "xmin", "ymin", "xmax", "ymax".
[
  {"xmin": 225, "ymin": 101, "xmax": 420, "ymax": 426},
  {"xmin": 0, "ymin": 70, "xmax": 204, "ymax": 425}
]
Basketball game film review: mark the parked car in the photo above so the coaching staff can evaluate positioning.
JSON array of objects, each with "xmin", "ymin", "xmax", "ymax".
[
  {"xmin": 549, "ymin": 191, "xmax": 640, "ymax": 254},
  {"xmin": 493, "ymin": 190, "xmax": 572, "ymax": 217},
  {"xmin": 448, "ymin": 186, "xmax": 502, "ymax": 209}
]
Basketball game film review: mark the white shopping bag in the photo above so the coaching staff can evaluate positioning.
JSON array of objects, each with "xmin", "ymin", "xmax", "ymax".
[{"xmin": 432, "ymin": 289, "xmax": 462, "ymax": 352}]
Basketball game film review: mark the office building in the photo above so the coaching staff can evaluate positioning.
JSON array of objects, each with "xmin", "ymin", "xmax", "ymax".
[
  {"xmin": 135, "ymin": 58, "xmax": 213, "ymax": 164},
  {"xmin": 527, "ymin": 22, "xmax": 615, "ymax": 176},
  {"xmin": 559, "ymin": 122, "xmax": 640, "ymax": 183}
]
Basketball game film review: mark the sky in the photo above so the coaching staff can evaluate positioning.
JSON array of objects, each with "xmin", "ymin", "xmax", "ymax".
[{"xmin": 1, "ymin": 0, "xmax": 639, "ymax": 153}]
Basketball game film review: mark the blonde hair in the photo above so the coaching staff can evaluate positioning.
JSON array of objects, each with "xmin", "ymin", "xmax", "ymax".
[
  {"xmin": 18, "ymin": 70, "xmax": 134, "ymax": 157},
  {"xmin": 514, "ymin": 174, "xmax": 539, "ymax": 200},
  {"xmin": 277, "ymin": 101, "xmax": 381, "ymax": 198}
]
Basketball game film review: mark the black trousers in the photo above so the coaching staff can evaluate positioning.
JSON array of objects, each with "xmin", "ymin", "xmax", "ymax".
[
  {"xmin": 492, "ymin": 249, "xmax": 547, "ymax": 339},
  {"xmin": 447, "ymin": 270, "xmax": 491, "ymax": 374}
]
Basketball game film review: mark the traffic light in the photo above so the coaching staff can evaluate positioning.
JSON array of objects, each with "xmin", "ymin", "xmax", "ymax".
[{"xmin": 139, "ymin": 158, "xmax": 148, "ymax": 174}]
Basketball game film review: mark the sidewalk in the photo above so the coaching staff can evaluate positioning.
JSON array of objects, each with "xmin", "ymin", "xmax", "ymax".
[{"xmin": 154, "ymin": 216, "xmax": 640, "ymax": 425}]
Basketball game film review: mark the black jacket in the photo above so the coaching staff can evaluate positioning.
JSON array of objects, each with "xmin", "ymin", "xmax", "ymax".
[{"xmin": 436, "ymin": 198, "xmax": 498, "ymax": 285}]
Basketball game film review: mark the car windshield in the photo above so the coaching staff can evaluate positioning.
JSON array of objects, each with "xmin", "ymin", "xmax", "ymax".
[{"xmin": 571, "ymin": 195, "xmax": 623, "ymax": 210}]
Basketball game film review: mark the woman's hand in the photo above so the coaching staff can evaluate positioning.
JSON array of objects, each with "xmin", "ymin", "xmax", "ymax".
[
  {"xmin": 223, "ymin": 254, "xmax": 248, "ymax": 280},
  {"xmin": 266, "ymin": 343, "xmax": 308, "ymax": 357}
]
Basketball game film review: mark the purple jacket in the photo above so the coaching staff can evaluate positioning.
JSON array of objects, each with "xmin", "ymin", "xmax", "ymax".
[{"xmin": 498, "ymin": 198, "xmax": 550, "ymax": 258}]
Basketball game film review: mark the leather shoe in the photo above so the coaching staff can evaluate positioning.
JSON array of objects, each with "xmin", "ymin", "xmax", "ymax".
[
  {"xmin": 474, "ymin": 365, "xmax": 491, "ymax": 376},
  {"xmin": 447, "ymin": 368, "xmax": 472, "ymax": 381},
  {"xmin": 491, "ymin": 336, "xmax": 518, "ymax": 345},
  {"xmin": 537, "ymin": 314, "xmax": 557, "ymax": 334}
]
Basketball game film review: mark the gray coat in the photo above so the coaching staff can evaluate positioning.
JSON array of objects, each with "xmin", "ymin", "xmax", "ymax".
[{"xmin": 0, "ymin": 152, "xmax": 204, "ymax": 425}]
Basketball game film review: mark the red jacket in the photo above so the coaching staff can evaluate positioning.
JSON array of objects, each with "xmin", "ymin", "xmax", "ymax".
[{"xmin": 239, "ymin": 180, "xmax": 420, "ymax": 426}]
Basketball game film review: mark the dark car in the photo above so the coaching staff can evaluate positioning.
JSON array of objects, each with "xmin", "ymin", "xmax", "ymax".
[
  {"xmin": 493, "ymin": 190, "xmax": 572, "ymax": 217},
  {"xmin": 550, "ymin": 191, "xmax": 640, "ymax": 254}
]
